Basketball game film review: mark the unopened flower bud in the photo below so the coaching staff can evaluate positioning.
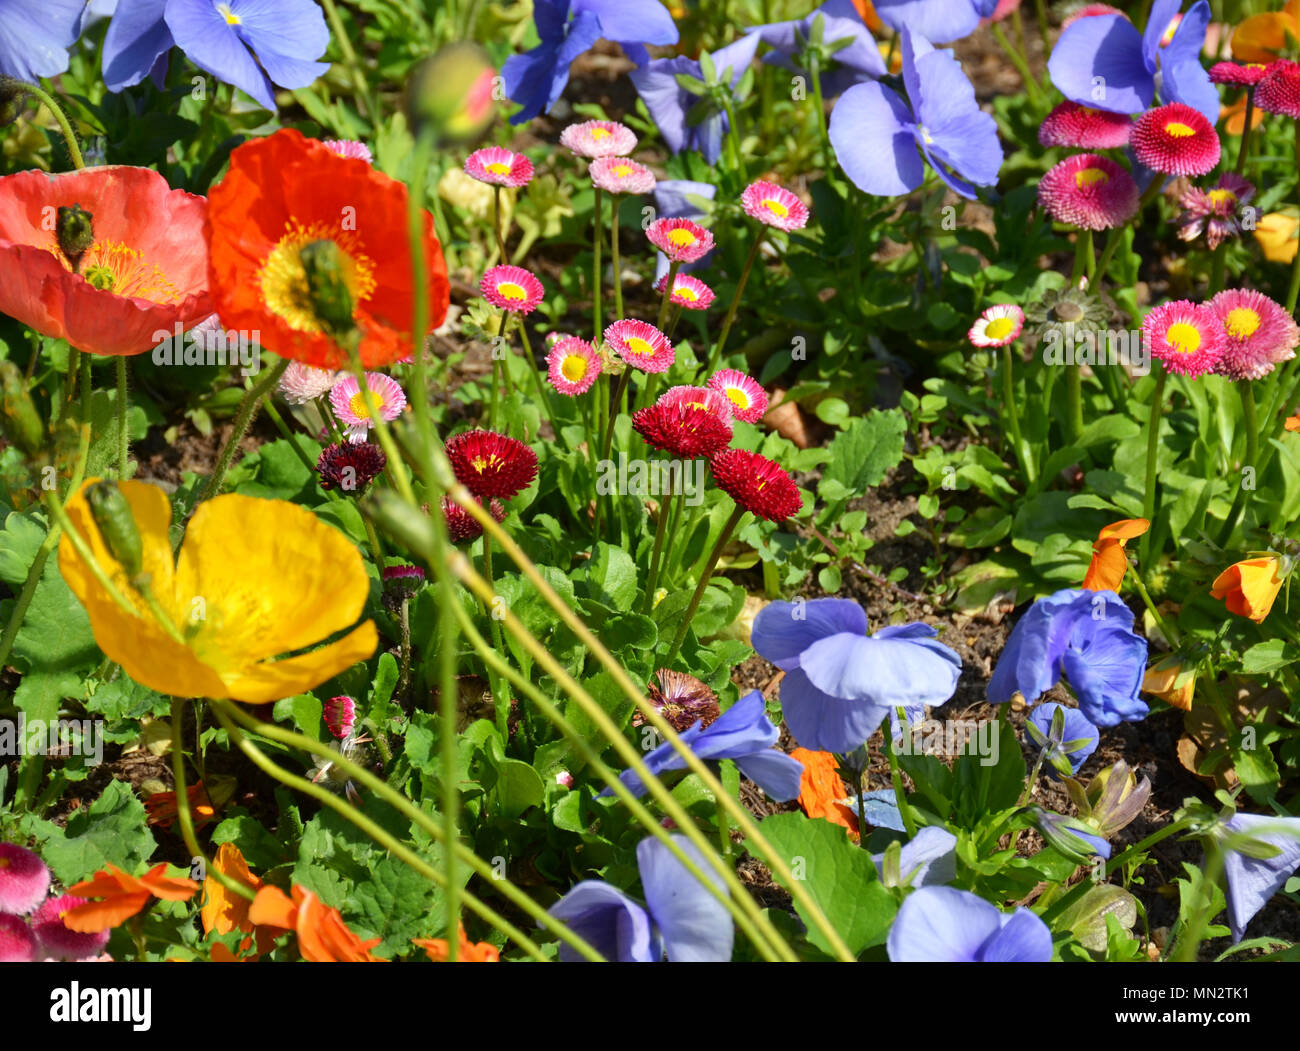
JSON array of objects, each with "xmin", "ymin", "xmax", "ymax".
[
  {"xmin": 406, "ymin": 42, "xmax": 496, "ymax": 143},
  {"xmin": 0, "ymin": 77, "xmax": 28, "ymax": 127},
  {"xmin": 0, "ymin": 360, "xmax": 45, "ymax": 457},
  {"xmin": 56, "ymin": 204, "xmax": 94, "ymax": 272},
  {"xmin": 299, "ymin": 239, "xmax": 356, "ymax": 339},
  {"xmin": 85, "ymin": 480, "xmax": 143, "ymax": 580}
]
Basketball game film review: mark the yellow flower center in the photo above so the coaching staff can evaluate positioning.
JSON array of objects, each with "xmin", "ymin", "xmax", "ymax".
[
  {"xmin": 1075, "ymin": 167, "xmax": 1109, "ymax": 189},
  {"xmin": 1206, "ymin": 188, "xmax": 1237, "ymax": 208},
  {"xmin": 1225, "ymin": 307, "xmax": 1262, "ymax": 340},
  {"xmin": 985, "ymin": 317, "xmax": 1017, "ymax": 340},
  {"xmin": 561, "ymin": 355, "xmax": 588, "ymax": 382},
  {"xmin": 1164, "ymin": 121, "xmax": 1197, "ymax": 138},
  {"xmin": 763, "ymin": 198, "xmax": 789, "ymax": 217},
  {"xmin": 591, "ymin": 128, "xmax": 611, "ymax": 140},
  {"xmin": 52, "ymin": 240, "xmax": 181, "ymax": 303},
  {"xmin": 1166, "ymin": 321, "xmax": 1202, "ymax": 354},
  {"xmin": 674, "ymin": 285, "xmax": 698, "ymax": 302},
  {"xmin": 259, "ymin": 221, "xmax": 375, "ymax": 334},
  {"xmin": 349, "ymin": 390, "xmax": 385, "ymax": 420},
  {"xmin": 667, "ymin": 229, "xmax": 697, "ymax": 247},
  {"xmin": 486, "ymin": 161, "xmax": 512, "ymax": 175},
  {"xmin": 218, "ymin": 3, "xmax": 241, "ymax": 25},
  {"xmin": 471, "ymin": 454, "xmax": 505, "ymax": 474},
  {"xmin": 725, "ymin": 388, "xmax": 749, "ymax": 410},
  {"xmin": 496, "ymin": 281, "xmax": 527, "ymax": 301},
  {"xmin": 612, "ymin": 165, "xmax": 634, "ymax": 178},
  {"xmin": 626, "ymin": 336, "xmax": 656, "ymax": 356}
]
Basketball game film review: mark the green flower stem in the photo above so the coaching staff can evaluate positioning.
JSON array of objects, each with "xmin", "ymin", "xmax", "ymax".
[
  {"xmin": 657, "ymin": 260, "xmax": 681, "ymax": 332},
  {"xmin": 610, "ymin": 193, "xmax": 625, "ymax": 321},
  {"xmin": 1128, "ymin": 566, "xmax": 1178, "ymax": 648},
  {"xmin": 1215, "ymin": 379, "xmax": 1260, "ymax": 547},
  {"xmin": 1001, "ymin": 342, "xmax": 1035, "ymax": 482},
  {"xmin": 883, "ymin": 722, "xmax": 917, "ymax": 839},
  {"xmin": 1031, "ymin": 0, "xmax": 1051, "ymax": 67},
  {"xmin": 115, "ymin": 357, "xmax": 130, "ymax": 479},
  {"xmin": 1171, "ymin": 840, "xmax": 1226, "ymax": 962},
  {"xmin": 194, "ymin": 357, "xmax": 290, "ymax": 507},
  {"xmin": 1065, "ymin": 362, "xmax": 1084, "ymax": 446},
  {"xmin": 262, "ymin": 397, "xmax": 329, "ymax": 489},
  {"xmin": 12, "ymin": 80, "xmax": 84, "ymax": 169},
  {"xmin": 1208, "ymin": 242, "xmax": 1227, "ymax": 298},
  {"xmin": 406, "ymin": 125, "xmax": 437, "ymax": 449},
  {"xmin": 481, "ymin": 532, "xmax": 512, "ymax": 740},
  {"xmin": 1285, "ymin": 128, "xmax": 1300, "ymax": 314},
  {"xmin": 319, "ymin": 0, "xmax": 378, "ymax": 120},
  {"xmin": 991, "ymin": 23, "xmax": 1040, "ymax": 105},
  {"xmin": 42, "ymin": 496, "xmax": 135, "ymax": 616},
  {"xmin": 808, "ymin": 51, "xmax": 834, "ymax": 177},
  {"xmin": 1094, "ymin": 228, "xmax": 1123, "ymax": 283},
  {"xmin": 722, "ymin": 97, "xmax": 746, "ymax": 184},
  {"xmin": 520, "ymin": 324, "xmax": 555, "ymax": 433},
  {"xmin": 592, "ymin": 185, "xmax": 604, "ymax": 344},
  {"xmin": 489, "ymin": 310, "xmax": 508, "ymax": 432},
  {"xmin": 1139, "ymin": 366, "xmax": 1168, "ymax": 567},
  {"xmin": 1235, "ymin": 91, "xmax": 1256, "ymax": 175},
  {"xmin": 706, "ymin": 231, "xmax": 766, "ymax": 377},
  {"xmin": 492, "ymin": 185, "xmax": 507, "ymax": 263},
  {"xmin": 666, "ymin": 505, "xmax": 744, "ymax": 665},
  {"xmin": 209, "ymin": 701, "xmax": 564, "ymax": 961},
  {"xmin": 643, "ymin": 485, "xmax": 678, "ymax": 612},
  {"xmin": 599, "ymin": 369, "xmax": 632, "ymax": 470},
  {"xmin": 344, "ymin": 350, "xmax": 416, "ymax": 505}
]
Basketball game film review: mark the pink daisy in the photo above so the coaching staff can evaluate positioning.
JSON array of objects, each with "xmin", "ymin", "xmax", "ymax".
[
  {"xmin": 329, "ymin": 372, "xmax": 407, "ymax": 441},
  {"xmin": 1131, "ymin": 103, "xmax": 1221, "ymax": 176},
  {"xmin": 0, "ymin": 843, "xmax": 50, "ymax": 914},
  {"xmin": 323, "ymin": 695, "xmax": 357, "ymax": 740},
  {"xmin": 659, "ymin": 384, "xmax": 736, "ymax": 426},
  {"xmin": 322, "ymin": 139, "xmax": 374, "ymax": 163},
  {"xmin": 740, "ymin": 181, "xmax": 810, "ymax": 232},
  {"xmin": 1256, "ymin": 60, "xmax": 1300, "ymax": 118},
  {"xmin": 1037, "ymin": 101, "xmax": 1133, "ymax": 149},
  {"xmin": 1177, "ymin": 173, "xmax": 1255, "ymax": 250},
  {"xmin": 546, "ymin": 336, "xmax": 602, "ymax": 395},
  {"xmin": 968, "ymin": 304, "xmax": 1025, "ymax": 348},
  {"xmin": 1209, "ymin": 62, "xmax": 1270, "ymax": 88},
  {"xmin": 1142, "ymin": 300, "xmax": 1225, "ymax": 377},
  {"xmin": 646, "ymin": 217, "xmax": 715, "ymax": 264},
  {"xmin": 559, "ymin": 120, "xmax": 638, "ymax": 158},
  {"xmin": 0, "ymin": 913, "xmax": 35, "ymax": 962},
  {"xmin": 280, "ymin": 361, "xmax": 341, "ymax": 405},
  {"xmin": 30, "ymin": 895, "xmax": 109, "ymax": 961},
  {"xmin": 590, "ymin": 157, "xmax": 657, "ymax": 195},
  {"xmin": 604, "ymin": 319, "xmax": 675, "ymax": 374},
  {"xmin": 481, "ymin": 265, "xmax": 545, "ymax": 314},
  {"xmin": 465, "ymin": 146, "xmax": 534, "ymax": 188},
  {"xmin": 706, "ymin": 369, "xmax": 768, "ymax": 423},
  {"xmin": 654, "ymin": 272, "xmax": 715, "ymax": 310},
  {"xmin": 1209, "ymin": 289, "xmax": 1300, "ymax": 381},
  {"xmin": 1037, "ymin": 154, "xmax": 1140, "ymax": 230}
]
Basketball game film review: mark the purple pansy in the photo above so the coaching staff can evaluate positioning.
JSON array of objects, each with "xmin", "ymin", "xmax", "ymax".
[
  {"xmin": 871, "ymin": 0, "xmax": 985, "ymax": 44},
  {"xmin": 0, "ymin": 0, "xmax": 85, "ymax": 82},
  {"xmin": 828, "ymin": 28, "xmax": 1002, "ymax": 199},
  {"xmin": 1027, "ymin": 702, "xmax": 1100, "ymax": 777},
  {"xmin": 602, "ymin": 690, "xmax": 803, "ymax": 802},
  {"xmin": 751, "ymin": 597, "xmax": 961, "ymax": 754},
  {"xmin": 547, "ymin": 835, "xmax": 733, "ymax": 961},
  {"xmin": 872, "ymin": 826, "xmax": 958, "ymax": 887},
  {"xmin": 1047, "ymin": 0, "xmax": 1218, "ymax": 126},
  {"xmin": 987, "ymin": 588, "xmax": 1148, "ymax": 728},
  {"xmin": 750, "ymin": 0, "xmax": 885, "ymax": 100},
  {"xmin": 887, "ymin": 885, "xmax": 1053, "ymax": 961},
  {"xmin": 1220, "ymin": 813, "xmax": 1300, "ymax": 943}
]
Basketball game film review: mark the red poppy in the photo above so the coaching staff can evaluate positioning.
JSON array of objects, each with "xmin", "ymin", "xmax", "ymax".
[
  {"xmin": 206, "ymin": 129, "xmax": 450, "ymax": 369},
  {"xmin": 0, "ymin": 166, "xmax": 211, "ymax": 355}
]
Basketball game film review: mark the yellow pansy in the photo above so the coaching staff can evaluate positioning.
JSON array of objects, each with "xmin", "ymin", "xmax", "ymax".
[{"xmin": 58, "ymin": 480, "xmax": 377, "ymax": 703}]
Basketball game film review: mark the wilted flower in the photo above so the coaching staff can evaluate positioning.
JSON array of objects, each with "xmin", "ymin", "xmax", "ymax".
[
  {"xmin": 317, "ymin": 441, "xmax": 387, "ymax": 493},
  {"xmin": 1209, "ymin": 289, "xmax": 1299, "ymax": 381},
  {"xmin": 280, "ymin": 362, "xmax": 341, "ymax": 405},
  {"xmin": 1142, "ymin": 653, "xmax": 1196, "ymax": 711},
  {"xmin": 887, "ymin": 886, "xmax": 1052, "ymax": 962},
  {"xmin": 791, "ymin": 747, "xmax": 859, "ymax": 840},
  {"xmin": 634, "ymin": 670, "xmax": 721, "ymax": 734},
  {"xmin": 873, "ymin": 827, "xmax": 958, "ymax": 888},
  {"xmin": 1210, "ymin": 555, "xmax": 1289, "ymax": 623},
  {"xmin": 1063, "ymin": 759, "xmax": 1152, "ymax": 843},
  {"xmin": 1177, "ymin": 173, "xmax": 1256, "ymax": 251},
  {"xmin": 1023, "ymin": 285, "xmax": 1113, "ymax": 349},
  {"xmin": 1026, "ymin": 703, "xmax": 1099, "ymax": 777}
]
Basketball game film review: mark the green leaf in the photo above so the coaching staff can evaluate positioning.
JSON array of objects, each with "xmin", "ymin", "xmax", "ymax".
[
  {"xmin": 574, "ymin": 542, "xmax": 638, "ymax": 609},
  {"xmin": 1240, "ymin": 639, "xmax": 1299, "ymax": 676},
  {"xmin": 1232, "ymin": 734, "xmax": 1280, "ymax": 804},
  {"xmin": 820, "ymin": 410, "xmax": 906, "ymax": 507},
  {"xmin": 27, "ymin": 780, "xmax": 155, "ymax": 884},
  {"xmin": 274, "ymin": 694, "xmax": 324, "ymax": 741},
  {"xmin": 1053, "ymin": 883, "xmax": 1139, "ymax": 953},
  {"xmin": 490, "ymin": 758, "xmax": 546, "ymax": 820}
]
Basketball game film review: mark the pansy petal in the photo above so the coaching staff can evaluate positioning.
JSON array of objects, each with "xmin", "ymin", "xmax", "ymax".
[
  {"xmin": 102, "ymin": 0, "xmax": 173, "ymax": 91},
  {"xmin": 690, "ymin": 691, "xmax": 778, "ymax": 758},
  {"xmin": 638, "ymin": 836, "xmax": 733, "ymax": 962},
  {"xmin": 228, "ymin": 0, "xmax": 330, "ymax": 68},
  {"xmin": 164, "ymin": 0, "xmax": 275, "ymax": 108},
  {"xmin": 751, "ymin": 598, "xmax": 868, "ymax": 670},
  {"xmin": 575, "ymin": 0, "xmax": 678, "ymax": 45},
  {"xmin": 1162, "ymin": 57, "xmax": 1220, "ymax": 127},
  {"xmin": 873, "ymin": 0, "xmax": 980, "ymax": 43},
  {"xmin": 979, "ymin": 908, "xmax": 1054, "ymax": 961},
  {"xmin": 1222, "ymin": 814, "xmax": 1300, "ymax": 942},
  {"xmin": 1047, "ymin": 14, "xmax": 1152, "ymax": 115},
  {"xmin": 887, "ymin": 886, "xmax": 1003, "ymax": 961},
  {"xmin": 547, "ymin": 880, "xmax": 658, "ymax": 962},
  {"xmin": 732, "ymin": 749, "xmax": 805, "ymax": 802},
  {"xmin": 800, "ymin": 632, "xmax": 962, "ymax": 712},
  {"xmin": 830, "ymin": 81, "xmax": 923, "ymax": 197},
  {"xmin": 1142, "ymin": 0, "xmax": 1184, "ymax": 71},
  {"xmin": 875, "ymin": 826, "xmax": 958, "ymax": 886},
  {"xmin": 602, "ymin": 726, "xmax": 705, "ymax": 798},
  {"xmin": 779, "ymin": 666, "xmax": 891, "ymax": 754}
]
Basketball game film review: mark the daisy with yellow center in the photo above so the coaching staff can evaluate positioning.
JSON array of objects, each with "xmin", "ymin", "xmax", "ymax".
[
  {"xmin": 654, "ymin": 272, "xmax": 715, "ymax": 311},
  {"xmin": 590, "ymin": 156, "xmax": 657, "ymax": 196},
  {"xmin": 645, "ymin": 217, "xmax": 715, "ymax": 264},
  {"xmin": 1209, "ymin": 288, "xmax": 1300, "ymax": 380},
  {"xmin": 706, "ymin": 369, "xmax": 768, "ymax": 423},
  {"xmin": 546, "ymin": 336, "xmax": 602, "ymax": 396},
  {"xmin": 968, "ymin": 304, "xmax": 1025, "ymax": 348},
  {"xmin": 1142, "ymin": 300, "xmax": 1225, "ymax": 377},
  {"xmin": 464, "ymin": 146, "xmax": 535, "ymax": 188},
  {"xmin": 329, "ymin": 372, "xmax": 407, "ymax": 440}
]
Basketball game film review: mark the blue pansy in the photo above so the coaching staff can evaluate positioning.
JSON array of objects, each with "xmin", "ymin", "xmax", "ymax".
[
  {"xmin": 630, "ymin": 32, "xmax": 761, "ymax": 166},
  {"xmin": 0, "ymin": 0, "xmax": 85, "ymax": 82},
  {"xmin": 503, "ymin": 0, "xmax": 678, "ymax": 125},
  {"xmin": 872, "ymin": 0, "xmax": 984, "ymax": 44},
  {"xmin": 547, "ymin": 835, "xmax": 732, "ymax": 961},
  {"xmin": 887, "ymin": 885, "xmax": 1053, "ymax": 961},
  {"xmin": 602, "ymin": 690, "xmax": 803, "ymax": 802},
  {"xmin": 1027, "ymin": 702, "xmax": 1100, "ymax": 777},
  {"xmin": 102, "ymin": 0, "xmax": 171, "ymax": 92},
  {"xmin": 750, "ymin": 0, "xmax": 885, "ymax": 100},
  {"xmin": 1047, "ymin": 0, "xmax": 1217, "ymax": 126},
  {"xmin": 872, "ymin": 826, "xmax": 958, "ymax": 887},
  {"xmin": 752, "ymin": 596, "xmax": 961, "ymax": 754},
  {"xmin": 1220, "ymin": 814, "xmax": 1300, "ymax": 943},
  {"xmin": 987, "ymin": 588, "xmax": 1149, "ymax": 728},
  {"xmin": 828, "ymin": 28, "xmax": 1002, "ymax": 199}
]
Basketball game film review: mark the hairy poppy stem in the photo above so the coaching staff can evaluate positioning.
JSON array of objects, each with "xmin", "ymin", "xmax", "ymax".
[{"xmin": 11, "ymin": 80, "xmax": 84, "ymax": 169}]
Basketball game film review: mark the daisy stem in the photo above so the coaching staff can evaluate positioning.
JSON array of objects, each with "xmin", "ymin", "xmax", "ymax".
[
  {"xmin": 1287, "ymin": 128, "xmax": 1300, "ymax": 316},
  {"xmin": 482, "ymin": 531, "xmax": 513, "ymax": 752},
  {"xmin": 345, "ymin": 351, "xmax": 416, "ymax": 506},
  {"xmin": 489, "ymin": 310, "xmax": 508, "ymax": 432},
  {"xmin": 1001, "ymin": 341, "xmax": 1035, "ymax": 483},
  {"xmin": 883, "ymin": 721, "xmax": 918, "ymax": 840},
  {"xmin": 808, "ymin": 50, "xmax": 834, "ymax": 178},
  {"xmin": 12, "ymin": 80, "xmax": 84, "ymax": 169},
  {"xmin": 116, "ymin": 357, "xmax": 130, "ymax": 480},
  {"xmin": 1139, "ymin": 366, "xmax": 1168, "ymax": 567},
  {"xmin": 657, "ymin": 260, "xmax": 681, "ymax": 332},
  {"xmin": 665, "ymin": 505, "xmax": 745, "ymax": 665},
  {"xmin": 707, "ymin": 230, "xmax": 766, "ymax": 377},
  {"xmin": 610, "ymin": 193, "xmax": 624, "ymax": 321},
  {"xmin": 1208, "ymin": 242, "xmax": 1227, "ymax": 297},
  {"xmin": 1215, "ymin": 379, "xmax": 1260, "ymax": 547},
  {"xmin": 1235, "ymin": 91, "xmax": 1255, "ymax": 175},
  {"xmin": 195, "ymin": 357, "xmax": 290, "ymax": 508},
  {"xmin": 592, "ymin": 185, "xmax": 604, "ymax": 344},
  {"xmin": 1094, "ymin": 227, "xmax": 1123, "ymax": 283},
  {"xmin": 1031, "ymin": 0, "xmax": 1051, "ymax": 63},
  {"xmin": 853, "ymin": 768, "xmax": 868, "ymax": 851},
  {"xmin": 520, "ymin": 324, "xmax": 555, "ymax": 435},
  {"xmin": 643, "ymin": 483, "xmax": 675, "ymax": 613},
  {"xmin": 600, "ymin": 369, "xmax": 632, "ymax": 469},
  {"xmin": 492, "ymin": 185, "xmax": 508, "ymax": 263},
  {"xmin": 397, "ymin": 596, "xmax": 413, "ymax": 700},
  {"xmin": 991, "ymin": 23, "xmax": 1040, "ymax": 106}
]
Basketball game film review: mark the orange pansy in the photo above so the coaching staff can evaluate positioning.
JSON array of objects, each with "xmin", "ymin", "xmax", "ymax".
[
  {"xmin": 1209, "ymin": 555, "xmax": 1288, "ymax": 623},
  {"xmin": 1231, "ymin": 2, "xmax": 1300, "ymax": 62},
  {"xmin": 791, "ymin": 747, "xmax": 859, "ymax": 841},
  {"xmin": 1082, "ymin": 518, "xmax": 1149, "ymax": 592},
  {"xmin": 248, "ymin": 884, "xmax": 385, "ymax": 962},
  {"xmin": 64, "ymin": 863, "xmax": 198, "ymax": 933}
]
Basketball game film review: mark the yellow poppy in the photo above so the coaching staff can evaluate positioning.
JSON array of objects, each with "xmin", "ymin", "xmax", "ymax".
[
  {"xmin": 58, "ymin": 480, "xmax": 377, "ymax": 703},
  {"xmin": 1255, "ymin": 211, "xmax": 1300, "ymax": 264},
  {"xmin": 1231, "ymin": 2, "xmax": 1300, "ymax": 63},
  {"xmin": 1209, "ymin": 555, "xmax": 1288, "ymax": 623}
]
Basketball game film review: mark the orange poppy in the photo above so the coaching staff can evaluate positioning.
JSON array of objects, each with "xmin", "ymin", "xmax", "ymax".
[
  {"xmin": 206, "ymin": 129, "xmax": 450, "ymax": 370},
  {"xmin": 63, "ymin": 863, "xmax": 199, "ymax": 932},
  {"xmin": 1285, "ymin": 413, "xmax": 1300, "ymax": 431},
  {"xmin": 1141, "ymin": 654, "xmax": 1195, "ymax": 711},
  {"xmin": 791, "ymin": 747, "xmax": 859, "ymax": 841},
  {"xmin": 1220, "ymin": 93, "xmax": 1267, "ymax": 136},
  {"xmin": 144, "ymin": 781, "xmax": 228, "ymax": 830},
  {"xmin": 248, "ymin": 884, "xmax": 386, "ymax": 962},
  {"xmin": 1082, "ymin": 518, "xmax": 1149, "ymax": 591},
  {"xmin": 1256, "ymin": 211, "xmax": 1300, "ymax": 263},
  {"xmin": 413, "ymin": 926, "xmax": 501, "ymax": 962},
  {"xmin": 1210, "ymin": 555, "xmax": 1288, "ymax": 622},
  {"xmin": 852, "ymin": 0, "xmax": 884, "ymax": 32},
  {"xmin": 1231, "ymin": 1, "xmax": 1300, "ymax": 63},
  {"xmin": 0, "ymin": 166, "xmax": 211, "ymax": 355}
]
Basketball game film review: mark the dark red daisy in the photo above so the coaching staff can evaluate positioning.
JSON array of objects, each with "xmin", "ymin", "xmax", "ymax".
[
  {"xmin": 633, "ymin": 669, "xmax": 721, "ymax": 733},
  {"xmin": 1256, "ymin": 60, "xmax": 1300, "ymax": 118},
  {"xmin": 441, "ymin": 495, "xmax": 507, "ymax": 543},
  {"xmin": 632, "ymin": 402, "xmax": 732, "ymax": 459},
  {"xmin": 1130, "ymin": 103, "xmax": 1221, "ymax": 176},
  {"xmin": 1038, "ymin": 101, "xmax": 1132, "ymax": 149},
  {"xmin": 1209, "ymin": 61, "xmax": 1270, "ymax": 87},
  {"xmin": 317, "ymin": 441, "xmax": 386, "ymax": 493},
  {"xmin": 445, "ymin": 429, "xmax": 538, "ymax": 499},
  {"xmin": 709, "ymin": 449, "xmax": 803, "ymax": 522}
]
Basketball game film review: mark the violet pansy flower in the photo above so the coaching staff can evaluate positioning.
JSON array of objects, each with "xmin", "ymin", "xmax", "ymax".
[
  {"xmin": 750, "ymin": 0, "xmax": 886, "ymax": 100},
  {"xmin": 0, "ymin": 0, "xmax": 85, "ymax": 82},
  {"xmin": 888, "ymin": 886, "xmax": 1053, "ymax": 961},
  {"xmin": 1220, "ymin": 813, "xmax": 1300, "ymax": 943}
]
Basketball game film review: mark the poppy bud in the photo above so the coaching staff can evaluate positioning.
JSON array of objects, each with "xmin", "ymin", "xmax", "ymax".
[
  {"xmin": 0, "ymin": 77, "xmax": 27, "ymax": 127},
  {"xmin": 0, "ymin": 360, "xmax": 45, "ymax": 457},
  {"xmin": 299, "ymin": 239, "xmax": 356, "ymax": 340},
  {"xmin": 85, "ymin": 480, "xmax": 144, "ymax": 580},
  {"xmin": 56, "ymin": 204, "xmax": 95, "ymax": 273},
  {"xmin": 406, "ymin": 42, "xmax": 496, "ymax": 143}
]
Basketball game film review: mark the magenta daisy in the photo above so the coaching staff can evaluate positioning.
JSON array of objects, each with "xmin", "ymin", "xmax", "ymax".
[
  {"xmin": 1037, "ymin": 154, "xmax": 1140, "ymax": 230},
  {"xmin": 659, "ymin": 384, "xmax": 737, "ymax": 426},
  {"xmin": 706, "ymin": 369, "xmax": 769, "ymax": 423},
  {"xmin": 654, "ymin": 272, "xmax": 715, "ymax": 311},
  {"xmin": 645, "ymin": 218, "xmax": 715, "ymax": 264},
  {"xmin": 1209, "ymin": 62, "xmax": 1270, "ymax": 88},
  {"xmin": 968, "ymin": 304, "xmax": 1026, "ymax": 348},
  {"xmin": 30, "ymin": 895, "xmax": 109, "ymax": 960},
  {"xmin": 481, "ymin": 265, "xmax": 545, "ymax": 314},
  {"xmin": 280, "ymin": 361, "xmax": 341, "ymax": 405},
  {"xmin": 546, "ymin": 336, "xmax": 602, "ymax": 396},
  {"xmin": 322, "ymin": 139, "xmax": 374, "ymax": 163},
  {"xmin": 590, "ymin": 157, "xmax": 657, "ymax": 196},
  {"xmin": 0, "ymin": 843, "xmax": 50, "ymax": 914},
  {"xmin": 1131, "ymin": 103, "xmax": 1221, "ymax": 176},
  {"xmin": 1143, "ymin": 300, "xmax": 1226, "ymax": 378},
  {"xmin": 323, "ymin": 695, "xmax": 357, "ymax": 740},
  {"xmin": 740, "ymin": 181, "xmax": 810, "ymax": 232},
  {"xmin": 445, "ymin": 430, "xmax": 539, "ymax": 499},
  {"xmin": 1037, "ymin": 101, "xmax": 1132, "ymax": 149},
  {"xmin": 1177, "ymin": 173, "xmax": 1256, "ymax": 250},
  {"xmin": 1210, "ymin": 289, "xmax": 1300, "ymax": 381},
  {"xmin": 559, "ymin": 119, "xmax": 638, "ymax": 158},
  {"xmin": 464, "ymin": 146, "xmax": 534, "ymax": 188},
  {"xmin": 329, "ymin": 373, "xmax": 407, "ymax": 441},
  {"xmin": 441, "ymin": 495, "xmax": 507, "ymax": 543},
  {"xmin": 1256, "ymin": 60, "xmax": 1300, "ymax": 118},
  {"xmin": 632, "ymin": 402, "xmax": 733, "ymax": 459},
  {"xmin": 0, "ymin": 913, "xmax": 35, "ymax": 962},
  {"xmin": 605, "ymin": 319, "xmax": 675, "ymax": 374},
  {"xmin": 317, "ymin": 441, "xmax": 386, "ymax": 492},
  {"xmin": 709, "ymin": 449, "xmax": 804, "ymax": 522}
]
